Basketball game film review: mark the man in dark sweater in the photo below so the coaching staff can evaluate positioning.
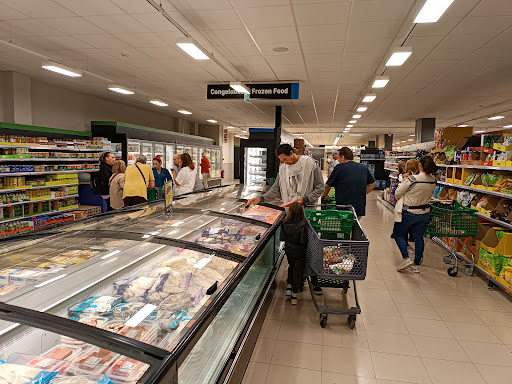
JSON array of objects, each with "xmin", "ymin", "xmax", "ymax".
[{"xmin": 323, "ymin": 147, "xmax": 376, "ymax": 218}]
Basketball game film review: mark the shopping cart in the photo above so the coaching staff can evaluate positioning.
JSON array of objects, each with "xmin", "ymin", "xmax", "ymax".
[
  {"xmin": 305, "ymin": 205, "xmax": 369, "ymax": 329},
  {"xmin": 425, "ymin": 201, "xmax": 478, "ymax": 277}
]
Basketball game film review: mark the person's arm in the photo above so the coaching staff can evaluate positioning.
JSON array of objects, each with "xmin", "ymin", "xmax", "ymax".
[
  {"xmin": 279, "ymin": 227, "xmax": 285, "ymax": 242},
  {"xmin": 366, "ymin": 181, "xmax": 376, "ymax": 194},
  {"xmin": 323, "ymin": 184, "xmax": 332, "ymax": 198},
  {"xmin": 322, "ymin": 167, "xmax": 337, "ymax": 198},
  {"xmin": 174, "ymin": 169, "xmax": 183, "ymax": 186},
  {"xmin": 148, "ymin": 167, "xmax": 155, "ymax": 189},
  {"xmin": 303, "ymin": 164, "xmax": 325, "ymax": 204},
  {"xmin": 260, "ymin": 172, "xmax": 282, "ymax": 203}
]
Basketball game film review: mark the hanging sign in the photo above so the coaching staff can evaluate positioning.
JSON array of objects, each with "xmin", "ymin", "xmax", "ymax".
[
  {"xmin": 164, "ymin": 180, "xmax": 173, "ymax": 215},
  {"xmin": 207, "ymin": 83, "xmax": 299, "ymax": 100}
]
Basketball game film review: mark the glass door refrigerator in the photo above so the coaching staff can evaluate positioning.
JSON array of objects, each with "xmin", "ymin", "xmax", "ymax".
[
  {"xmin": 142, "ymin": 142, "xmax": 153, "ymax": 166},
  {"xmin": 244, "ymin": 147, "xmax": 268, "ymax": 192},
  {"xmin": 154, "ymin": 143, "xmax": 165, "ymax": 168},
  {"xmin": 166, "ymin": 144, "xmax": 175, "ymax": 171},
  {"xmin": 127, "ymin": 140, "xmax": 141, "ymax": 165}
]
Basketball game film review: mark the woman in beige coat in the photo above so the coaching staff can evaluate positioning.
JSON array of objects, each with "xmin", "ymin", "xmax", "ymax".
[{"xmin": 109, "ymin": 160, "xmax": 126, "ymax": 210}]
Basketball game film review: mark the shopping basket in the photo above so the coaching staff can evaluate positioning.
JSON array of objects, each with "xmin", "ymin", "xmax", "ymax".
[
  {"xmin": 304, "ymin": 204, "xmax": 369, "ymax": 329},
  {"xmin": 426, "ymin": 201, "xmax": 478, "ymax": 277},
  {"xmin": 305, "ymin": 209, "xmax": 355, "ymax": 239}
]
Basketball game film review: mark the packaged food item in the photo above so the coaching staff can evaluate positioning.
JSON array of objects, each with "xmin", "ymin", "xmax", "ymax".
[
  {"xmin": 157, "ymin": 292, "xmax": 192, "ymax": 319},
  {"xmin": 70, "ymin": 347, "xmax": 118, "ymax": 376},
  {"xmin": 112, "ymin": 302, "xmax": 156, "ymax": 320},
  {"xmin": 50, "ymin": 374, "xmax": 113, "ymax": 384},
  {"xmin": 67, "ymin": 296, "xmax": 124, "ymax": 320},
  {"xmin": 27, "ymin": 345, "xmax": 80, "ymax": 372},
  {"xmin": 106, "ymin": 357, "xmax": 148, "ymax": 383},
  {"xmin": 0, "ymin": 269, "xmax": 21, "ymax": 284},
  {"xmin": 0, "ymin": 362, "xmax": 58, "ymax": 384},
  {"xmin": 102, "ymin": 321, "xmax": 159, "ymax": 344},
  {"xmin": 115, "ymin": 276, "xmax": 156, "ymax": 302}
]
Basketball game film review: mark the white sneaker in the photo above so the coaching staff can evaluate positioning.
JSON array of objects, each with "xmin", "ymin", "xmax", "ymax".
[
  {"xmin": 409, "ymin": 265, "xmax": 420, "ymax": 273},
  {"xmin": 397, "ymin": 258, "xmax": 413, "ymax": 272},
  {"xmin": 285, "ymin": 288, "xmax": 292, "ymax": 297}
]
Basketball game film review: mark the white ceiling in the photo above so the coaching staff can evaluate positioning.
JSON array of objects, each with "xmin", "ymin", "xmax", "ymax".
[{"xmin": 1, "ymin": 0, "xmax": 512, "ymax": 146}]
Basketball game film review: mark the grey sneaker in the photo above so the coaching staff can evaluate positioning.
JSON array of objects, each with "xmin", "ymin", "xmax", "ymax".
[
  {"xmin": 409, "ymin": 265, "xmax": 420, "ymax": 273},
  {"xmin": 397, "ymin": 258, "xmax": 413, "ymax": 272}
]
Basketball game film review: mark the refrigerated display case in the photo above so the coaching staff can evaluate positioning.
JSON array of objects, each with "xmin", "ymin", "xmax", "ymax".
[
  {"xmin": 0, "ymin": 185, "xmax": 284, "ymax": 384},
  {"xmin": 154, "ymin": 144, "xmax": 165, "ymax": 167},
  {"xmin": 127, "ymin": 140, "xmax": 141, "ymax": 165},
  {"xmin": 166, "ymin": 145, "xmax": 175, "ymax": 170},
  {"xmin": 244, "ymin": 147, "xmax": 268, "ymax": 193},
  {"xmin": 142, "ymin": 143, "xmax": 153, "ymax": 166}
]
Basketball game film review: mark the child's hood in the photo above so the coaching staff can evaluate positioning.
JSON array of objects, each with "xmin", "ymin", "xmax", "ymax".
[{"xmin": 282, "ymin": 220, "xmax": 306, "ymax": 234}]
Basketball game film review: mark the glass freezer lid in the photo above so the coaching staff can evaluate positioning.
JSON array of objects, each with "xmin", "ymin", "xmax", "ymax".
[
  {"xmin": 48, "ymin": 244, "xmax": 239, "ymax": 351},
  {"xmin": 0, "ymin": 317, "xmax": 152, "ymax": 384}
]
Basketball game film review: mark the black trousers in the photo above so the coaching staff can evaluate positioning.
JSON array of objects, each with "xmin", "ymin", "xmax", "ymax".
[{"xmin": 287, "ymin": 254, "xmax": 306, "ymax": 294}]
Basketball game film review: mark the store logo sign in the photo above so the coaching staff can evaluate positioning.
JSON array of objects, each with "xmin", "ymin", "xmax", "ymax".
[{"xmin": 207, "ymin": 83, "xmax": 299, "ymax": 100}]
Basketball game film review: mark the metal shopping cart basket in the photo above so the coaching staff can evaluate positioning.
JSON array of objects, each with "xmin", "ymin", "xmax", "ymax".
[
  {"xmin": 425, "ymin": 201, "xmax": 478, "ymax": 277},
  {"xmin": 305, "ymin": 205, "xmax": 369, "ymax": 329}
]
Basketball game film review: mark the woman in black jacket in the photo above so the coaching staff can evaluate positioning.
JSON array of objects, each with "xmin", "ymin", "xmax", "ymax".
[
  {"xmin": 279, "ymin": 201, "xmax": 307, "ymax": 305},
  {"xmin": 94, "ymin": 152, "xmax": 115, "ymax": 210}
]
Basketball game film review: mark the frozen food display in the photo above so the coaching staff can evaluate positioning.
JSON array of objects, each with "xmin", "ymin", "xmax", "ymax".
[{"xmin": 0, "ymin": 185, "xmax": 283, "ymax": 384}]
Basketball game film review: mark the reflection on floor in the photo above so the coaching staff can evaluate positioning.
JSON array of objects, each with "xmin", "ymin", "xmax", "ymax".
[{"xmin": 243, "ymin": 192, "xmax": 512, "ymax": 384}]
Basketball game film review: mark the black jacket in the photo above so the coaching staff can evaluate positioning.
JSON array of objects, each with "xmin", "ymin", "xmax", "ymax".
[
  {"xmin": 96, "ymin": 162, "xmax": 113, "ymax": 195},
  {"xmin": 279, "ymin": 220, "xmax": 307, "ymax": 258}
]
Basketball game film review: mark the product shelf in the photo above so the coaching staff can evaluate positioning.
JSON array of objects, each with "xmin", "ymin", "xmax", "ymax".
[
  {"xmin": 436, "ymin": 163, "xmax": 511, "ymax": 171},
  {"xmin": 0, "ymin": 144, "xmax": 108, "ymax": 152},
  {"xmin": 437, "ymin": 181, "xmax": 512, "ymax": 199},
  {"xmin": 0, "ymin": 206, "xmax": 79, "ymax": 224},
  {"xmin": 384, "ymin": 167, "xmax": 397, "ymax": 172},
  {"xmin": 0, "ymin": 194, "xmax": 78, "ymax": 208},
  {"xmin": 376, "ymin": 195, "xmax": 394, "ymax": 212},
  {"xmin": 476, "ymin": 213, "xmax": 512, "ymax": 230},
  {"xmin": 385, "ymin": 156, "xmax": 416, "ymax": 159},
  {"xmin": 0, "ymin": 183, "xmax": 79, "ymax": 194},
  {"xmin": 0, "ymin": 169, "xmax": 98, "ymax": 177}
]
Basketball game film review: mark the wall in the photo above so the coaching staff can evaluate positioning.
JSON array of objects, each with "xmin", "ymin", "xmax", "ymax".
[
  {"xmin": 221, "ymin": 129, "xmax": 235, "ymax": 183},
  {"xmin": 30, "ymin": 80, "xmax": 178, "ymax": 133}
]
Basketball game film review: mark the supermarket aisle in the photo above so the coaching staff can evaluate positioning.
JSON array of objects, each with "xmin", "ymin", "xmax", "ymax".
[{"xmin": 243, "ymin": 192, "xmax": 512, "ymax": 384}]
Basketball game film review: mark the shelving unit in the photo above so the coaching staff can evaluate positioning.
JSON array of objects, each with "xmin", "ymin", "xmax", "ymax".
[
  {"xmin": 376, "ymin": 195, "xmax": 394, "ymax": 212},
  {"xmin": 437, "ymin": 181, "xmax": 512, "ymax": 199},
  {"xmin": 0, "ymin": 129, "xmax": 112, "ymax": 237}
]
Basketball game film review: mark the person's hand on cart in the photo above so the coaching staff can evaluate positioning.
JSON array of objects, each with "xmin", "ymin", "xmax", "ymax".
[
  {"xmin": 280, "ymin": 197, "xmax": 303, "ymax": 208},
  {"xmin": 321, "ymin": 194, "xmax": 331, "ymax": 201}
]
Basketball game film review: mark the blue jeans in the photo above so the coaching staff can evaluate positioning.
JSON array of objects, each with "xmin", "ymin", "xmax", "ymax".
[{"xmin": 393, "ymin": 210, "xmax": 430, "ymax": 265}]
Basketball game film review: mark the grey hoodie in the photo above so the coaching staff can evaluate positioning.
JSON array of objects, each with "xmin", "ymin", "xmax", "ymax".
[{"xmin": 279, "ymin": 220, "xmax": 307, "ymax": 259}]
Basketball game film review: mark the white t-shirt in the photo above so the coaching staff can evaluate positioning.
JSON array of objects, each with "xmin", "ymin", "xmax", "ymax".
[{"xmin": 175, "ymin": 166, "xmax": 196, "ymax": 195}]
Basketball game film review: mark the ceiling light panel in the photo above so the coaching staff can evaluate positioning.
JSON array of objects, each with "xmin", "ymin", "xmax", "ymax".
[
  {"xmin": 176, "ymin": 37, "xmax": 209, "ymax": 60},
  {"xmin": 150, "ymin": 99, "xmax": 168, "ymax": 107},
  {"xmin": 414, "ymin": 0, "xmax": 455, "ymax": 23},
  {"xmin": 386, "ymin": 47, "xmax": 412, "ymax": 66},
  {"xmin": 108, "ymin": 84, "xmax": 134, "ymax": 95},
  {"xmin": 42, "ymin": 61, "xmax": 82, "ymax": 77},
  {"xmin": 207, "ymin": 119, "xmax": 217, "ymax": 123},
  {"xmin": 353, "ymin": 114, "xmax": 361, "ymax": 119},
  {"xmin": 457, "ymin": 124, "xmax": 469, "ymax": 127},
  {"xmin": 362, "ymin": 93, "xmax": 376, "ymax": 102},
  {"xmin": 357, "ymin": 106, "xmax": 367, "ymax": 112},
  {"xmin": 372, "ymin": 76, "xmax": 389, "ymax": 88},
  {"xmin": 488, "ymin": 116, "xmax": 504, "ymax": 120},
  {"xmin": 349, "ymin": 120, "xmax": 357, "ymax": 124},
  {"xmin": 178, "ymin": 110, "xmax": 192, "ymax": 114}
]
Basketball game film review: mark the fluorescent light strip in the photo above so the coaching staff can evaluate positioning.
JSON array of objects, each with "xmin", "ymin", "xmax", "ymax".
[
  {"xmin": 178, "ymin": 110, "xmax": 192, "ymax": 115},
  {"xmin": 357, "ymin": 106, "xmax": 367, "ymax": 112},
  {"xmin": 349, "ymin": 120, "xmax": 357, "ymax": 124},
  {"xmin": 362, "ymin": 93, "xmax": 376, "ymax": 103},
  {"xmin": 372, "ymin": 76, "xmax": 389, "ymax": 88},
  {"xmin": 230, "ymin": 81, "xmax": 250, "ymax": 94},
  {"xmin": 176, "ymin": 37, "xmax": 209, "ymax": 60},
  {"xmin": 101, "ymin": 250, "xmax": 121, "ymax": 260},
  {"xmin": 488, "ymin": 115, "xmax": 504, "ymax": 120},
  {"xmin": 353, "ymin": 114, "xmax": 361, "ymax": 119},
  {"xmin": 386, "ymin": 48, "xmax": 412, "ymax": 66},
  {"xmin": 504, "ymin": 125, "xmax": 512, "ymax": 128},
  {"xmin": 108, "ymin": 84, "xmax": 134, "ymax": 95},
  {"xmin": 125, "ymin": 304, "xmax": 157, "ymax": 327},
  {"xmin": 333, "ymin": 137, "xmax": 340, "ymax": 145},
  {"xmin": 414, "ymin": 0, "xmax": 455, "ymax": 23},
  {"xmin": 42, "ymin": 61, "xmax": 82, "ymax": 77},
  {"xmin": 475, "ymin": 130, "xmax": 486, "ymax": 133},
  {"xmin": 207, "ymin": 119, "xmax": 217, "ymax": 123},
  {"xmin": 35, "ymin": 274, "xmax": 66, "ymax": 288},
  {"xmin": 457, "ymin": 124, "xmax": 469, "ymax": 127},
  {"xmin": 346, "ymin": 125, "xmax": 353, "ymax": 128},
  {"xmin": 150, "ymin": 99, "xmax": 168, "ymax": 107}
]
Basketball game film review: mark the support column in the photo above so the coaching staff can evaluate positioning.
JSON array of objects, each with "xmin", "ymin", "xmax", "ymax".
[
  {"xmin": 0, "ymin": 72, "xmax": 32, "ymax": 125},
  {"xmin": 384, "ymin": 134, "xmax": 393, "ymax": 150},
  {"xmin": 415, "ymin": 118, "xmax": 435, "ymax": 143}
]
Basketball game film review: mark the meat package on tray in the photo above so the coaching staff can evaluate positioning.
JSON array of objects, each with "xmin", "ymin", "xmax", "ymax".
[
  {"xmin": 61, "ymin": 316, "xmax": 109, "ymax": 348},
  {"xmin": 26, "ymin": 344, "xmax": 82, "ymax": 372},
  {"xmin": 68, "ymin": 346, "xmax": 119, "ymax": 376},
  {"xmin": 102, "ymin": 320, "xmax": 159, "ymax": 345},
  {"xmin": 106, "ymin": 356, "xmax": 149, "ymax": 384},
  {"xmin": 50, "ymin": 374, "xmax": 113, "ymax": 384}
]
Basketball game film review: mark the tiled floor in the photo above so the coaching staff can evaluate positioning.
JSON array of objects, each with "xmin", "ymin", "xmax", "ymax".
[{"xmin": 242, "ymin": 192, "xmax": 512, "ymax": 384}]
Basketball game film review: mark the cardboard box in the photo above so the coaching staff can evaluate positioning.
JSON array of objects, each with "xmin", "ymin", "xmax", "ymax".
[
  {"xmin": 480, "ymin": 226, "xmax": 512, "ymax": 256},
  {"xmin": 493, "ymin": 134, "xmax": 512, "ymax": 152},
  {"xmin": 70, "ymin": 210, "xmax": 88, "ymax": 220},
  {"xmin": 456, "ymin": 136, "xmax": 481, "ymax": 150},
  {"xmin": 438, "ymin": 126, "xmax": 474, "ymax": 146},
  {"xmin": 446, "ymin": 167, "xmax": 455, "ymax": 183},
  {"xmin": 480, "ymin": 196, "xmax": 501, "ymax": 217}
]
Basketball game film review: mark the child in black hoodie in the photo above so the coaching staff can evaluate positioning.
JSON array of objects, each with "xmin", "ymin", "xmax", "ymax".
[{"xmin": 279, "ymin": 202, "xmax": 307, "ymax": 305}]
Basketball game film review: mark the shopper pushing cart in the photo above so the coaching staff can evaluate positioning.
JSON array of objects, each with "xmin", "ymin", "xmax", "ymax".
[{"xmin": 304, "ymin": 204, "xmax": 369, "ymax": 329}]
